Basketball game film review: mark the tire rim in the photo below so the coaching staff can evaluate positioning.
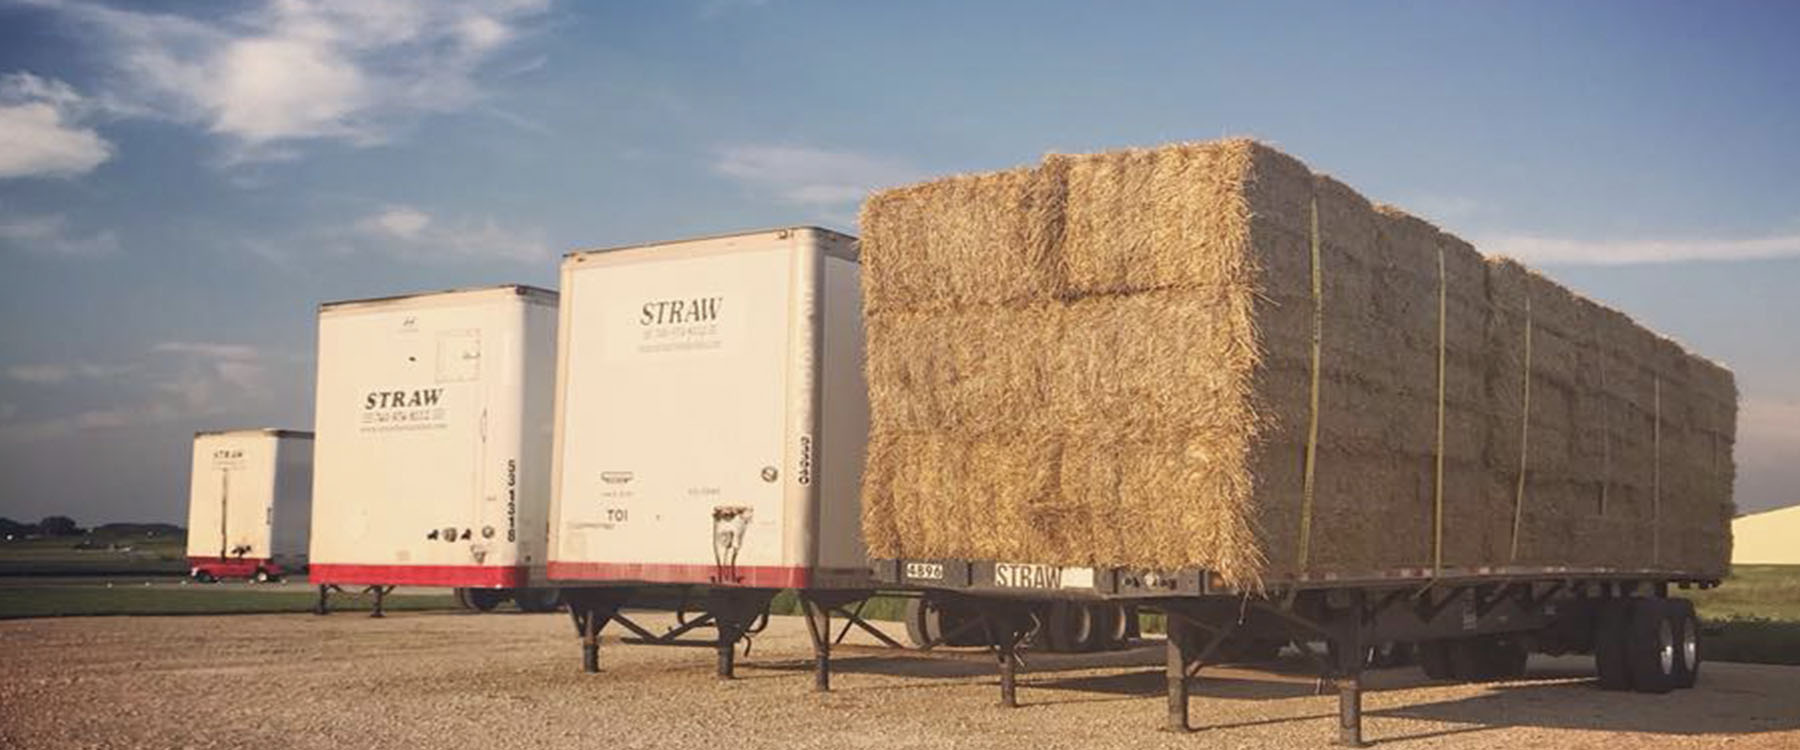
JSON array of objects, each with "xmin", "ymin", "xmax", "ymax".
[
  {"xmin": 1657, "ymin": 618, "xmax": 1675, "ymax": 676},
  {"xmin": 1681, "ymin": 616, "xmax": 1699, "ymax": 672}
]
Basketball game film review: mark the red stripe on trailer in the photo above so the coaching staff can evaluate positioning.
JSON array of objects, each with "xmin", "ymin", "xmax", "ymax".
[
  {"xmin": 188, "ymin": 557, "xmax": 275, "ymax": 579},
  {"xmin": 548, "ymin": 562, "xmax": 822, "ymax": 588},
  {"xmin": 309, "ymin": 564, "xmax": 528, "ymax": 588}
]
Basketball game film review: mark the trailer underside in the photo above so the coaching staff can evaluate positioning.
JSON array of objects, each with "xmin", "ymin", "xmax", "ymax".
[{"xmin": 557, "ymin": 559, "xmax": 1719, "ymax": 747}]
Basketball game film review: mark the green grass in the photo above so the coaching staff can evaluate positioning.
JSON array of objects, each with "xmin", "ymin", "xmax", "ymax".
[
  {"xmin": 0, "ymin": 534, "xmax": 189, "ymax": 577},
  {"xmin": 1688, "ymin": 565, "xmax": 1800, "ymax": 621},
  {"xmin": 0, "ymin": 584, "xmax": 457, "ymax": 619}
]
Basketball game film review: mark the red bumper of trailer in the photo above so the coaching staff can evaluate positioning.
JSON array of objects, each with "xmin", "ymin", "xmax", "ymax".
[{"xmin": 309, "ymin": 564, "xmax": 529, "ymax": 588}]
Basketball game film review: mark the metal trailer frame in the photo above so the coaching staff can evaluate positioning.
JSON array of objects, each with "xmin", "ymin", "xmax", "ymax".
[
  {"xmin": 868, "ymin": 558, "xmax": 1721, "ymax": 747},
  {"xmin": 560, "ymin": 585, "xmax": 902, "ymax": 689}
]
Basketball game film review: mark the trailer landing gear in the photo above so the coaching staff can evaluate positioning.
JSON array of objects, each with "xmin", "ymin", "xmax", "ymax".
[
  {"xmin": 311, "ymin": 584, "xmax": 396, "ymax": 617},
  {"xmin": 798, "ymin": 590, "xmax": 902, "ymax": 692}
]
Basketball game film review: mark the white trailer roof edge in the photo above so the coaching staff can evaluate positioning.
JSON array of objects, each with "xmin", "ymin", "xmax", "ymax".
[
  {"xmin": 319, "ymin": 284, "xmax": 557, "ymax": 315},
  {"xmin": 563, "ymin": 226, "xmax": 858, "ymax": 265}
]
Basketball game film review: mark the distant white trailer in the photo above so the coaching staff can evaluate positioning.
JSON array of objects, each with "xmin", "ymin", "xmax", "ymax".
[
  {"xmin": 550, "ymin": 227, "xmax": 874, "ymax": 681},
  {"xmin": 308, "ymin": 285, "xmax": 561, "ymax": 613},
  {"xmin": 185, "ymin": 429, "xmax": 313, "ymax": 582}
]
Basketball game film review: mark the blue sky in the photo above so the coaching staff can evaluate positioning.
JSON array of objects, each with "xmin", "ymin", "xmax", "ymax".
[{"xmin": 0, "ymin": 0, "xmax": 1795, "ymax": 525}]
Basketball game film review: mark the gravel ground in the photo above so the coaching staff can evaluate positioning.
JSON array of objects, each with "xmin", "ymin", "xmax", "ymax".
[{"xmin": 2, "ymin": 610, "xmax": 1796, "ymax": 749}]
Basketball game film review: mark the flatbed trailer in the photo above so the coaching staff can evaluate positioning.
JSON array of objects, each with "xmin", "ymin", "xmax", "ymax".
[{"xmin": 871, "ymin": 558, "xmax": 1717, "ymax": 746}]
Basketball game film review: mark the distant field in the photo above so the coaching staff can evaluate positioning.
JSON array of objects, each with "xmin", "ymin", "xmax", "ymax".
[
  {"xmin": 0, "ymin": 582, "xmax": 458, "ymax": 619},
  {"xmin": 0, "ymin": 532, "xmax": 188, "ymax": 577},
  {"xmin": 1688, "ymin": 565, "xmax": 1800, "ymax": 665}
]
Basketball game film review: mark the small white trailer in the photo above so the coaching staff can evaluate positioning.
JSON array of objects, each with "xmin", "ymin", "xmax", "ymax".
[
  {"xmin": 549, "ymin": 227, "xmax": 877, "ymax": 680},
  {"xmin": 308, "ymin": 284, "xmax": 561, "ymax": 615},
  {"xmin": 184, "ymin": 429, "xmax": 313, "ymax": 582}
]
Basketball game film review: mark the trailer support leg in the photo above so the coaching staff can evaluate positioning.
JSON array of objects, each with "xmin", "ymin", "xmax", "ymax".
[
  {"xmin": 1336, "ymin": 672, "xmax": 1366, "ymax": 748},
  {"xmin": 980, "ymin": 606, "xmax": 1033, "ymax": 709},
  {"xmin": 313, "ymin": 584, "xmax": 330, "ymax": 616},
  {"xmin": 563, "ymin": 587, "xmax": 631, "ymax": 674},
  {"xmin": 1330, "ymin": 591, "xmax": 1371, "ymax": 748},
  {"xmin": 708, "ymin": 588, "xmax": 777, "ymax": 681},
  {"xmin": 801, "ymin": 595, "xmax": 832, "ymax": 692},
  {"xmin": 1165, "ymin": 615, "xmax": 1195, "ymax": 733},
  {"xmin": 369, "ymin": 585, "xmax": 390, "ymax": 619}
]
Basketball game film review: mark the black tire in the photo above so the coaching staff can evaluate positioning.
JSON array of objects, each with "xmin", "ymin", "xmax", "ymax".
[
  {"xmin": 1419, "ymin": 640, "xmax": 1454, "ymax": 680},
  {"xmin": 903, "ymin": 598, "xmax": 929, "ymax": 647},
  {"xmin": 1093, "ymin": 604, "xmax": 1130, "ymax": 651},
  {"xmin": 452, "ymin": 587, "xmax": 474, "ymax": 610},
  {"xmin": 1045, "ymin": 601, "xmax": 1094, "ymax": 653},
  {"xmin": 1448, "ymin": 638, "xmax": 1491, "ymax": 681},
  {"xmin": 906, "ymin": 597, "xmax": 957, "ymax": 646},
  {"xmin": 467, "ymin": 588, "xmax": 505, "ymax": 612},
  {"xmin": 1486, "ymin": 636, "xmax": 1529, "ymax": 680},
  {"xmin": 1669, "ymin": 598, "xmax": 1700, "ymax": 689},
  {"xmin": 1594, "ymin": 599, "xmax": 1634, "ymax": 691},
  {"xmin": 252, "ymin": 569, "xmax": 271, "ymax": 584},
  {"xmin": 1626, "ymin": 598, "xmax": 1677, "ymax": 694},
  {"xmin": 193, "ymin": 570, "xmax": 217, "ymax": 584},
  {"xmin": 514, "ymin": 588, "xmax": 562, "ymax": 613}
]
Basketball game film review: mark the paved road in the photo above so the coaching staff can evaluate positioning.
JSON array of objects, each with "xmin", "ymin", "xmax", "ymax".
[{"xmin": 2, "ymin": 611, "xmax": 1795, "ymax": 749}]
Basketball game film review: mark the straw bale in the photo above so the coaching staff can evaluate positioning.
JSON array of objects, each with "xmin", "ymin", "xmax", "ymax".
[{"xmin": 859, "ymin": 138, "xmax": 1737, "ymax": 589}]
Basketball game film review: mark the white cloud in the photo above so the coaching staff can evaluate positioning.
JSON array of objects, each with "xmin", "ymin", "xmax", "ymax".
[
  {"xmin": 5, "ymin": 362, "xmax": 136, "ymax": 385},
  {"xmin": 361, "ymin": 206, "xmax": 432, "ymax": 240},
  {"xmin": 39, "ymin": 0, "xmax": 551, "ymax": 160},
  {"xmin": 1479, "ymin": 231, "xmax": 1800, "ymax": 266},
  {"xmin": 7, "ymin": 365, "xmax": 72, "ymax": 384},
  {"xmin": 0, "ymin": 72, "xmax": 113, "ymax": 178},
  {"xmin": 151, "ymin": 342, "xmax": 260, "ymax": 360},
  {"xmin": 352, "ymin": 204, "xmax": 550, "ymax": 263},
  {"xmin": 0, "ymin": 213, "xmax": 120, "ymax": 258},
  {"xmin": 715, "ymin": 145, "xmax": 919, "ymax": 206}
]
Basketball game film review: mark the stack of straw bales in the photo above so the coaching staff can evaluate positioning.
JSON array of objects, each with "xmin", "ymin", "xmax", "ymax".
[{"xmin": 859, "ymin": 140, "xmax": 1736, "ymax": 590}]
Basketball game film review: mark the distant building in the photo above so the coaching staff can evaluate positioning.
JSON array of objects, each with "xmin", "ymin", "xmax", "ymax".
[{"xmin": 1732, "ymin": 504, "xmax": 1800, "ymax": 565}]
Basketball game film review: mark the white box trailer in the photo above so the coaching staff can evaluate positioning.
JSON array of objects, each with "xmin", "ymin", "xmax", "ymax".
[
  {"xmin": 549, "ymin": 227, "xmax": 870, "ymax": 591},
  {"xmin": 185, "ymin": 429, "xmax": 312, "ymax": 582},
  {"xmin": 308, "ymin": 285, "xmax": 560, "ymax": 612}
]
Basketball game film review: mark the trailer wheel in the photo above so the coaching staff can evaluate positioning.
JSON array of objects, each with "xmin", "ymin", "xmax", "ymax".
[
  {"xmin": 1096, "ymin": 604, "xmax": 1131, "ymax": 650},
  {"xmin": 1670, "ymin": 598, "xmax": 1700, "ymax": 689},
  {"xmin": 1045, "ymin": 602, "xmax": 1094, "ymax": 653},
  {"xmin": 903, "ymin": 598, "xmax": 927, "ymax": 646},
  {"xmin": 1594, "ymin": 599, "xmax": 1633, "ymax": 691},
  {"xmin": 1418, "ymin": 640, "xmax": 1454, "ymax": 680},
  {"xmin": 452, "ymin": 588, "xmax": 473, "ymax": 610},
  {"xmin": 1486, "ymin": 636, "xmax": 1529, "ymax": 680},
  {"xmin": 192, "ymin": 570, "xmax": 217, "ymax": 584},
  {"xmin": 1627, "ymin": 598, "xmax": 1677, "ymax": 694},
  {"xmin": 252, "ymin": 569, "xmax": 271, "ymax": 584},
  {"xmin": 466, "ymin": 588, "xmax": 505, "ymax": 612},
  {"xmin": 1448, "ymin": 638, "xmax": 1488, "ymax": 681},
  {"xmin": 514, "ymin": 588, "xmax": 562, "ymax": 613},
  {"xmin": 904, "ymin": 597, "xmax": 957, "ymax": 647}
]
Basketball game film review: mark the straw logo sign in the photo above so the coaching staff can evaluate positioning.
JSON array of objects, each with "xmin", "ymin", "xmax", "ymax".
[
  {"xmin": 635, "ymin": 295, "xmax": 728, "ymax": 355},
  {"xmin": 359, "ymin": 387, "xmax": 449, "ymax": 432},
  {"xmin": 994, "ymin": 563, "xmax": 1063, "ymax": 589}
]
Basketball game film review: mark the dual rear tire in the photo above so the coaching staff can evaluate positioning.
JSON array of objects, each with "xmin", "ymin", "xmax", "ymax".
[{"xmin": 1596, "ymin": 597, "xmax": 1699, "ymax": 693}]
